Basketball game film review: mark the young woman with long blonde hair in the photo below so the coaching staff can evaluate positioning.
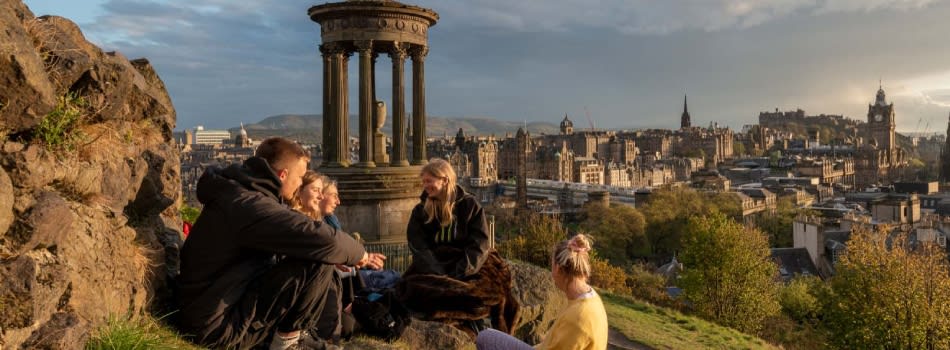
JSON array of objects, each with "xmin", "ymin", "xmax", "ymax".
[{"xmin": 404, "ymin": 158, "xmax": 490, "ymax": 278}]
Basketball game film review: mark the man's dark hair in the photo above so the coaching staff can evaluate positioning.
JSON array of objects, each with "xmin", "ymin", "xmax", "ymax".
[{"xmin": 255, "ymin": 137, "xmax": 309, "ymax": 170}]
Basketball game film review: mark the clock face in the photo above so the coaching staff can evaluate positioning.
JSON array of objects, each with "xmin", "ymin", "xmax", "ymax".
[{"xmin": 875, "ymin": 113, "xmax": 883, "ymax": 122}]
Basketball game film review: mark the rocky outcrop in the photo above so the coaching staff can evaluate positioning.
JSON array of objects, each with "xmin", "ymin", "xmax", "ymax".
[
  {"xmin": 0, "ymin": 0, "xmax": 181, "ymax": 348},
  {"xmin": 509, "ymin": 260, "xmax": 567, "ymax": 344},
  {"xmin": 373, "ymin": 260, "xmax": 565, "ymax": 349}
]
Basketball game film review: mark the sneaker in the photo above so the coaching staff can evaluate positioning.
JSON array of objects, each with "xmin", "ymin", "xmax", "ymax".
[{"xmin": 291, "ymin": 331, "xmax": 343, "ymax": 350}]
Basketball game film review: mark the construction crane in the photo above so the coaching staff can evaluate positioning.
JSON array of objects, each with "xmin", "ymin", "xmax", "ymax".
[
  {"xmin": 913, "ymin": 117, "xmax": 924, "ymax": 135},
  {"xmin": 584, "ymin": 106, "xmax": 595, "ymax": 131}
]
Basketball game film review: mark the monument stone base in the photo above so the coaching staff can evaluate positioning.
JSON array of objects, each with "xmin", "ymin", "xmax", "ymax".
[{"xmin": 320, "ymin": 165, "xmax": 422, "ymax": 243}]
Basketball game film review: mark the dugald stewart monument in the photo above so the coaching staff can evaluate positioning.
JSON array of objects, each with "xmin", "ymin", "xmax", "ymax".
[{"xmin": 308, "ymin": 0, "xmax": 437, "ymax": 244}]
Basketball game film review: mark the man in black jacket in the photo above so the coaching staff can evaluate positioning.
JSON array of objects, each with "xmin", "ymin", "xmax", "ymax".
[{"xmin": 177, "ymin": 137, "xmax": 384, "ymax": 350}]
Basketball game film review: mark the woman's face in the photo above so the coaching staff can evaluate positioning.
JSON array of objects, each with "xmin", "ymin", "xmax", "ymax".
[
  {"xmin": 320, "ymin": 184, "xmax": 341, "ymax": 216},
  {"xmin": 421, "ymin": 172, "xmax": 446, "ymax": 199},
  {"xmin": 297, "ymin": 179, "xmax": 324, "ymax": 214}
]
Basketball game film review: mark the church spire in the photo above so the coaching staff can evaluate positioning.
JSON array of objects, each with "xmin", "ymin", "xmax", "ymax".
[{"xmin": 681, "ymin": 94, "xmax": 691, "ymax": 129}]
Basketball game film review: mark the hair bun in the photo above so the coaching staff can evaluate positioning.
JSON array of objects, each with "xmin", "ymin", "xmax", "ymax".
[{"xmin": 568, "ymin": 234, "xmax": 591, "ymax": 253}]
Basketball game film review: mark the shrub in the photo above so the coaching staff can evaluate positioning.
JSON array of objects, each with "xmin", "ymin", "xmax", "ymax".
[
  {"xmin": 590, "ymin": 255, "xmax": 630, "ymax": 295},
  {"xmin": 627, "ymin": 263, "xmax": 679, "ymax": 309},
  {"xmin": 37, "ymin": 92, "xmax": 86, "ymax": 152},
  {"xmin": 498, "ymin": 213, "xmax": 565, "ymax": 267},
  {"xmin": 779, "ymin": 276, "xmax": 822, "ymax": 323},
  {"xmin": 180, "ymin": 204, "xmax": 201, "ymax": 224}
]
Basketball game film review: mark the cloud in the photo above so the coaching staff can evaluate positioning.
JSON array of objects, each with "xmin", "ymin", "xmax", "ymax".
[
  {"xmin": 65, "ymin": 0, "xmax": 950, "ymax": 131},
  {"xmin": 420, "ymin": 0, "xmax": 940, "ymax": 35}
]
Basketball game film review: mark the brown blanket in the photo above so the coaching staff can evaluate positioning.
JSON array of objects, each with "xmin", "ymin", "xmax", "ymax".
[{"xmin": 396, "ymin": 249, "xmax": 520, "ymax": 336}]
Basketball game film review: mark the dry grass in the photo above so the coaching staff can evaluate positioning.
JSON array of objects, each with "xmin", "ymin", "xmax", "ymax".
[{"xmin": 78, "ymin": 119, "xmax": 164, "ymax": 163}]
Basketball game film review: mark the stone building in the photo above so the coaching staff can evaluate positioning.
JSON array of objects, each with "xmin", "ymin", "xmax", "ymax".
[
  {"xmin": 534, "ymin": 141, "xmax": 574, "ymax": 182},
  {"xmin": 853, "ymin": 86, "xmax": 906, "ymax": 188},
  {"xmin": 794, "ymin": 158, "xmax": 855, "ymax": 188},
  {"xmin": 574, "ymin": 157, "xmax": 605, "ymax": 185},
  {"xmin": 604, "ymin": 162, "xmax": 632, "ymax": 187},
  {"xmin": 629, "ymin": 130, "xmax": 673, "ymax": 158}
]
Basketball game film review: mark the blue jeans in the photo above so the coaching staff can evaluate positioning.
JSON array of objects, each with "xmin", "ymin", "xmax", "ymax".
[{"xmin": 475, "ymin": 329, "xmax": 534, "ymax": 350}]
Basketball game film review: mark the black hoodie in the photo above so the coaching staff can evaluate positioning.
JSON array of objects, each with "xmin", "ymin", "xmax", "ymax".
[
  {"xmin": 177, "ymin": 157, "xmax": 365, "ymax": 335},
  {"xmin": 406, "ymin": 185, "xmax": 491, "ymax": 278}
]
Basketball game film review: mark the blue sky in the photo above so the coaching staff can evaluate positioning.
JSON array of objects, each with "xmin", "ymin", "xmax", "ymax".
[{"xmin": 21, "ymin": 0, "xmax": 950, "ymax": 133}]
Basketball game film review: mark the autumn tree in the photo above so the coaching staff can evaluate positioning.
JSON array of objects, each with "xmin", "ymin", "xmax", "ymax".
[
  {"xmin": 821, "ymin": 227, "xmax": 950, "ymax": 349},
  {"xmin": 640, "ymin": 187, "xmax": 738, "ymax": 257},
  {"xmin": 497, "ymin": 213, "xmax": 566, "ymax": 267},
  {"xmin": 678, "ymin": 213, "xmax": 780, "ymax": 334},
  {"xmin": 579, "ymin": 203, "xmax": 647, "ymax": 264}
]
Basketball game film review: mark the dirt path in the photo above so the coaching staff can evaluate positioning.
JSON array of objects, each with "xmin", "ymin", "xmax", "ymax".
[{"xmin": 608, "ymin": 327, "xmax": 654, "ymax": 350}]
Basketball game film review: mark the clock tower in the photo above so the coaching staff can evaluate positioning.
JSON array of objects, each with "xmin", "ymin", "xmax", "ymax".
[{"xmin": 867, "ymin": 84, "xmax": 896, "ymax": 154}]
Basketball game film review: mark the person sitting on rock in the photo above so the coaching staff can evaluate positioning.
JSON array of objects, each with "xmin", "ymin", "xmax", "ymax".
[
  {"xmin": 176, "ymin": 137, "xmax": 384, "ymax": 350},
  {"xmin": 474, "ymin": 234, "xmax": 608, "ymax": 350},
  {"xmin": 397, "ymin": 158, "xmax": 519, "ymax": 336}
]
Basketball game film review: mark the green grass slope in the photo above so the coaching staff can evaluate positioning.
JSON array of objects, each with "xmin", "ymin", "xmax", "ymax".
[{"xmin": 602, "ymin": 292, "xmax": 779, "ymax": 350}]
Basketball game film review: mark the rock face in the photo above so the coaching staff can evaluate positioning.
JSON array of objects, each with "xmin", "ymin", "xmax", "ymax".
[
  {"xmin": 509, "ymin": 260, "xmax": 567, "ymax": 344},
  {"xmin": 0, "ymin": 0, "xmax": 181, "ymax": 348},
  {"xmin": 384, "ymin": 261, "xmax": 565, "ymax": 349}
]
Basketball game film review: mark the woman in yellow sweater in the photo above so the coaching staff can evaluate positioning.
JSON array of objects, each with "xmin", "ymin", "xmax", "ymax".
[{"xmin": 475, "ymin": 234, "xmax": 608, "ymax": 350}]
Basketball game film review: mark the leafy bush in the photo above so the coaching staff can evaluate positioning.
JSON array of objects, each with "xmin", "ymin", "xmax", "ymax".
[
  {"xmin": 779, "ymin": 276, "xmax": 822, "ymax": 323},
  {"xmin": 498, "ymin": 213, "xmax": 565, "ymax": 267},
  {"xmin": 589, "ymin": 255, "xmax": 630, "ymax": 295},
  {"xmin": 180, "ymin": 204, "xmax": 201, "ymax": 224},
  {"xmin": 37, "ymin": 92, "xmax": 86, "ymax": 152},
  {"xmin": 627, "ymin": 263, "xmax": 679, "ymax": 310}
]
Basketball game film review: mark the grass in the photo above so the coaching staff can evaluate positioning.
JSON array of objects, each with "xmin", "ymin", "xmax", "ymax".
[
  {"xmin": 84, "ymin": 315, "xmax": 414, "ymax": 350},
  {"xmin": 601, "ymin": 291, "xmax": 780, "ymax": 350},
  {"xmin": 36, "ymin": 92, "xmax": 86, "ymax": 153},
  {"xmin": 85, "ymin": 315, "xmax": 203, "ymax": 350}
]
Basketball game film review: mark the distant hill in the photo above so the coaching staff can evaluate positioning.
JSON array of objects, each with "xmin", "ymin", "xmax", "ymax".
[{"xmin": 230, "ymin": 114, "xmax": 560, "ymax": 143}]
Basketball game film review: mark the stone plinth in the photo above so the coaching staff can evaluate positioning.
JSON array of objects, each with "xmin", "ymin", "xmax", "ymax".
[{"xmin": 321, "ymin": 166, "xmax": 422, "ymax": 243}]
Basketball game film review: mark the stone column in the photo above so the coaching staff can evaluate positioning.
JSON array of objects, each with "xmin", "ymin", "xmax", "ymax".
[
  {"xmin": 390, "ymin": 42, "xmax": 409, "ymax": 166},
  {"xmin": 338, "ymin": 49, "xmax": 353, "ymax": 167},
  {"xmin": 320, "ymin": 44, "xmax": 335, "ymax": 166},
  {"xmin": 356, "ymin": 40, "xmax": 375, "ymax": 167},
  {"xmin": 324, "ymin": 44, "xmax": 349, "ymax": 167},
  {"xmin": 410, "ymin": 46, "xmax": 429, "ymax": 165}
]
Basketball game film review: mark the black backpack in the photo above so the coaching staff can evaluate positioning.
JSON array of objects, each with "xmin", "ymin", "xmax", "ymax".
[{"xmin": 351, "ymin": 288, "xmax": 410, "ymax": 341}]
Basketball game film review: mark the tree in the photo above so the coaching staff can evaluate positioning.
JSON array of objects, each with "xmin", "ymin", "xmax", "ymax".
[
  {"xmin": 678, "ymin": 213, "xmax": 780, "ymax": 334},
  {"xmin": 821, "ymin": 227, "xmax": 950, "ymax": 349},
  {"xmin": 757, "ymin": 197, "xmax": 816, "ymax": 248},
  {"xmin": 779, "ymin": 276, "xmax": 822, "ymax": 323},
  {"xmin": 579, "ymin": 203, "xmax": 648, "ymax": 264},
  {"xmin": 497, "ymin": 213, "xmax": 566, "ymax": 267},
  {"xmin": 640, "ymin": 187, "xmax": 739, "ymax": 258},
  {"xmin": 733, "ymin": 142, "xmax": 746, "ymax": 157}
]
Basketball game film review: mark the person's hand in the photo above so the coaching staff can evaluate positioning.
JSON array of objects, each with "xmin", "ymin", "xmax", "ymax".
[{"xmin": 357, "ymin": 252, "xmax": 386, "ymax": 270}]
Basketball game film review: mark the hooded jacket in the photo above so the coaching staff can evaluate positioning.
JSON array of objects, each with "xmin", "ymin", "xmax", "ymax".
[
  {"xmin": 406, "ymin": 185, "xmax": 490, "ymax": 278},
  {"xmin": 177, "ymin": 157, "xmax": 365, "ymax": 334}
]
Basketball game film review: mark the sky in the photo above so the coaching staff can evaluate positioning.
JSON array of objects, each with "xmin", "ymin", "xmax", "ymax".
[{"xmin": 21, "ymin": 0, "xmax": 950, "ymax": 133}]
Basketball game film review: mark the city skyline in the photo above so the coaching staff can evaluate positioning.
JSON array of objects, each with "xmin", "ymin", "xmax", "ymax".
[{"xmin": 21, "ymin": 0, "xmax": 950, "ymax": 132}]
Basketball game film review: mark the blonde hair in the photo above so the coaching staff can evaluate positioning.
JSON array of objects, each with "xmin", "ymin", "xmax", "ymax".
[
  {"xmin": 421, "ymin": 158, "xmax": 457, "ymax": 227},
  {"xmin": 553, "ymin": 234, "xmax": 593, "ymax": 279},
  {"xmin": 290, "ymin": 170, "xmax": 328, "ymax": 220}
]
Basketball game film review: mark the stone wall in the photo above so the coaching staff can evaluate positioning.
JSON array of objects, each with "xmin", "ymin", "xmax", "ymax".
[{"xmin": 0, "ymin": 0, "xmax": 181, "ymax": 348}]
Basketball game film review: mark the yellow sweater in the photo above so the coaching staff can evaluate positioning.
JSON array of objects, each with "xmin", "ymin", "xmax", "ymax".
[{"xmin": 536, "ymin": 290, "xmax": 609, "ymax": 350}]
